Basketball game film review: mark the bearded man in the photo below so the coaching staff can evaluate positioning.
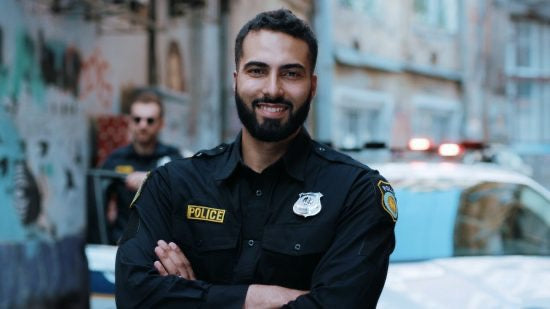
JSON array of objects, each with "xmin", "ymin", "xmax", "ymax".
[{"xmin": 115, "ymin": 9, "xmax": 397, "ymax": 309}]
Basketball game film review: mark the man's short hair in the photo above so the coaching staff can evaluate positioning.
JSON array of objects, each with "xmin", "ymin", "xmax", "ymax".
[
  {"xmin": 234, "ymin": 9, "xmax": 318, "ymax": 73},
  {"xmin": 130, "ymin": 90, "xmax": 164, "ymax": 117}
]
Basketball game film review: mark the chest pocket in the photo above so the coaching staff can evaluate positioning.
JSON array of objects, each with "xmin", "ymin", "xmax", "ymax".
[
  {"xmin": 262, "ymin": 224, "xmax": 333, "ymax": 255},
  {"xmin": 259, "ymin": 223, "xmax": 334, "ymax": 289},
  {"xmin": 172, "ymin": 205, "xmax": 240, "ymax": 283}
]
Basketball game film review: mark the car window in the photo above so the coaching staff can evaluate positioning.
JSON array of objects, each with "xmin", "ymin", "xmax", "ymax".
[
  {"xmin": 454, "ymin": 182, "xmax": 550, "ymax": 256},
  {"xmin": 390, "ymin": 181, "xmax": 550, "ymax": 262}
]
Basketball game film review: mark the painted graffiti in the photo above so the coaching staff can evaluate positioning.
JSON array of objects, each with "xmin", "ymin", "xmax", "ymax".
[
  {"xmin": 0, "ymin": 30, "xmax": 45, "ymax": 105},
  {"xmin": 80, "ymin": 48, "xmax": 114, "ymax": 109},
  {"xmin": 38, "ymin": 31, "xmax": 82, "ymax": 96}
]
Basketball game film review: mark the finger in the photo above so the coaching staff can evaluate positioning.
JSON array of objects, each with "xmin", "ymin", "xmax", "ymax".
[
  {"xmin": 154, "ymin": 246, "xmax": 179, "ymax": 275},
  {"xmin": 158, "ymin": 239, "xmax": 169, "ymax": 249},
  {"xmin": 165, "ymin": 243, "xmax": 192, "ymax": 279},
  {"xmin": 169, "ymin": 242, "xmax": 196, "ymax": 280},
  {"xmin": 154, "ymin": 260, "xmax": 168, "ymax": 276}
]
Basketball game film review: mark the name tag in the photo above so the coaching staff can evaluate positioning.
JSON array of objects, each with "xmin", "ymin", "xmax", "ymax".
[{"xmin": 187, "ymin": 205, "xmax": 226, "ymax": 224}]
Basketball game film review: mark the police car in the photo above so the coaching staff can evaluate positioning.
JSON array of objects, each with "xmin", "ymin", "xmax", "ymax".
[{"xmin": 372, "ymin": 161, "xmax": 550, "ymax": 308}]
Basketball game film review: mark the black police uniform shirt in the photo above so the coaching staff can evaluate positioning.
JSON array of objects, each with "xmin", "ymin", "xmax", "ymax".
[
  {"xmin": 115, "ymin": 129, "xmax": 397, "ymax": 308},
  {"xmin": 101, "ymin": 142, "xmax": 182, "ymax": 244}
]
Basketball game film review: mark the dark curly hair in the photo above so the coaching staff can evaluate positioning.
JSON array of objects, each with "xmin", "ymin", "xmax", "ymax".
[{"xmin": 234, "ymin": 9, "xmax": 318, "ymax": 73}]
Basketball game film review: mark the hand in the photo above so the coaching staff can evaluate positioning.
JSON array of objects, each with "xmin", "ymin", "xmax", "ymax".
[
  {"xmin": 125, "ymin": 171, "xmax": 148, "ymax": 191},
  {"xmin": 106, "ymin": 196, "xmax": 118, "ymax": 224},
  {"xmin": 244, "ymin": 284, "xmax": 308, "ymax": 309},
  {"xmin": 154, "ymin": 240, "xmax": 196, "ymax": 280}
]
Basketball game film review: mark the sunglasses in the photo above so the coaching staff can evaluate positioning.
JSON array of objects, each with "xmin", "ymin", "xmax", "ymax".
[{"xmin": 132, "ymin": 116, "xmax": 157, "ymax": 125}]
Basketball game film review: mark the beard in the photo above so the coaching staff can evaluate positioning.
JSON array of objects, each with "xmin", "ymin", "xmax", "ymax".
[{"xmin": 235, "ymin": 86, "xmax": 312, "ymax": 142}]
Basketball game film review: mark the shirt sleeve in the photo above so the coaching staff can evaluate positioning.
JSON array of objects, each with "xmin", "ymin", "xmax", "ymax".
[
  {"xmin": 284, "ymin": 171, "xmax": 397, "ymax": 309},
  {"xmin": 115, "ymin": 167, "xmax": 249, "ymax": 308}
]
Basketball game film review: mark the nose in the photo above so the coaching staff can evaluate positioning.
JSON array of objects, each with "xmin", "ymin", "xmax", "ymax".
[{"xmin": 263, "ymin": 72, "xmax": 283, "ymax": 98}]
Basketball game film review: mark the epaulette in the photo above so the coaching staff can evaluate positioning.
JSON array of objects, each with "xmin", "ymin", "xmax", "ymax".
[
  {"xmin": 311, "ymin": 141, "xmax": 369, "ymax": 170},
  {"xmin": 193, "ymin": 143, "xmax": 229, "ymax": 158}
]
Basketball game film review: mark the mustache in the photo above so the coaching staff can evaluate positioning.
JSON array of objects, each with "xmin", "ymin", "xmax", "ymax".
[{"xmin": 252, "ymin": 96, "xmax": 293, "ymax": 108}]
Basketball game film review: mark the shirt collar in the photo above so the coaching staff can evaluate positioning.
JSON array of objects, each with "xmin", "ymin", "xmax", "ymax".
[
  {"xmin": 215, "ymin": 132, "xmax": 243, "ymax": 181},
  {"xmin": 129, "ymin": 142, "xmax": 165, "ymax": 158},
  {"xmin": 214, "ymin": 128, "xmax": 311, "ymax": 182}
]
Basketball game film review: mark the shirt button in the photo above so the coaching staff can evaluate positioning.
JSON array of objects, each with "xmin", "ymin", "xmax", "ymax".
[
  {"xmin": 255, "ymin": 189, "xmax": 263, "ymax": 197},
  {"xmin": 294, "ymin": 243, "xmax": 301, "ymax": 251},
  {"xmin": 248, "ymin": 239, "xmax": 255, "ymax": 247}
]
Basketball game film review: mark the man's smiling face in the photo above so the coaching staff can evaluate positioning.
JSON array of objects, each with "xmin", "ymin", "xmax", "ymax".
[{"xmin": 233, "ymin": 30, "xmax": 317, "ymax": 142}]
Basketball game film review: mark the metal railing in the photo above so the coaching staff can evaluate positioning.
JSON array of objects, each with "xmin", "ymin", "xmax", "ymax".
[{"xmin": 88, "ymin": 169, "xmax": 126, "ymax": 245}]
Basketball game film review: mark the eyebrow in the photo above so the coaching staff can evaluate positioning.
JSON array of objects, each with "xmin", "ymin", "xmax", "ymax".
[
  {"xmin": 243, "ymin": 61, "xmax": 306, "ymax": 71},
  {"xmin": 243, "ymin": 61, "xmax": 269, "ymax": 69},
  {"xmin": 280, "ymin": 63, "xmax": 306, "ymax": 71}
]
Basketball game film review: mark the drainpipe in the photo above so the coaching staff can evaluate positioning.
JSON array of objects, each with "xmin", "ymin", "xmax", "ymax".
[
  {"xmin": 313, "ymin": 0, "xmax": 334, "ymax": 143},
  {"xmin": 147, "ymin": 0, "xmax": 157, "ymax": 85},
  {"xmin": 219, "ymin": 0, "xmax": 229, "ymax": 141}
]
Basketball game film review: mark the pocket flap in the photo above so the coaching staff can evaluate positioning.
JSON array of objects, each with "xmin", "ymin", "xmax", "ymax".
[{"xmin": 262, "ymin": 224, "xmax": 333, "ymax": 255}]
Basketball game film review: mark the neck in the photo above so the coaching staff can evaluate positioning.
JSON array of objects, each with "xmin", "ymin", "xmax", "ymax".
[
  {"xmin": 241, "ymin": 128, "xmax": 299, "ymax": 173},
  {"xmin": 133, "ymin": 140, "xmax": 157, "ymax": 156}
]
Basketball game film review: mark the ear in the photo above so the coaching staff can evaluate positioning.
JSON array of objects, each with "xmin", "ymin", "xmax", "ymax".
[
  {"xmin": 232, "ymin": 71, "xmax": 237, "ymax": 92},
  {"xmin": 310, "ymin": 74, "xmax": 318, "ymax": 99},
  {"xmin": 124, "ymin": 114, "xmax": 133, "ymax": 126},
  {"xmin": 158, "ymin": 117, "xmax": 165, "ymax": 129}
]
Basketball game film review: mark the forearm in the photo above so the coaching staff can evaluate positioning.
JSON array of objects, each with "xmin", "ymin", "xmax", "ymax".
[
  {"xmin": 116, "ymin": 239, "xmax": 248, "ymax": 308},
  {"xmin": 244, "ymin": 284, "xmax": 308, "ymax": 309}
]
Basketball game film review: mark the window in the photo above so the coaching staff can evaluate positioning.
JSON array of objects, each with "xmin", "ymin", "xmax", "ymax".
[
  {"xmin": 413, "ymin": 0, "xmax": 458, "ymax": 32},
  {"xmin": 507, "ymin": 20, "xmax": 550, "ymax": 143},
  {"xmin": 333, "ymin": 87, "xmax": 393, "ymax": 149},
  {"xmin": 340, "ymin": 0, "xmax": 378, "ymax": 15},
  {"xmin": 454, "ymin": 182, "xmax": 550, "ymax": 256},
  {"xmin": 515, "ymin": 22, "xmax": 535, "ymax": 68},
  {"xmin": 411, "ymin": 95, "xmax": 461, "ymax": 144}
]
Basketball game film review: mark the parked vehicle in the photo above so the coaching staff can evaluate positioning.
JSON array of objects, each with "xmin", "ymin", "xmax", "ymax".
[{"xmin": 373, "ymin": 162, "xmax": 550, "ymax": 308}]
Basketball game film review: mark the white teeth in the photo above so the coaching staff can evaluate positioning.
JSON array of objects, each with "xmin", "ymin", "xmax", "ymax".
[{"xmin": 260, "ymin": 105, "xmax": 285, "ymax": 113}]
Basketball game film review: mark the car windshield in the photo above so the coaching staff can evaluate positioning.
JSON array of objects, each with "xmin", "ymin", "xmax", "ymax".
[{"xmin": 391, "ymin": 181, "xmax": 550, "ymax": 262}]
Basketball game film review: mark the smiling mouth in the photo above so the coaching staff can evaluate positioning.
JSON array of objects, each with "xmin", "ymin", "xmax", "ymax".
[{"xmin": 256, "ymin": 103, "xmax": 290, "ymax": 113}]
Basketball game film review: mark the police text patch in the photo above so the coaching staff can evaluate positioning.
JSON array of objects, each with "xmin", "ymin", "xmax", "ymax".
[
  {"xmin": 187, "ymin": 205, "xmax": 226, "ymax": 224},
  {"xmin": 377, "ymin": 180, "xmax": 398, "ymax": 222}
]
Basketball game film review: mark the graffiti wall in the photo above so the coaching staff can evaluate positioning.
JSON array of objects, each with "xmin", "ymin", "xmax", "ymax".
[
  {"xmin": 0, "ymin": 1, "xmax": 219, "ymax": 305},
  {"xmin": 0, "ymin": 2, "xmax": 109, "ymax": 306}
]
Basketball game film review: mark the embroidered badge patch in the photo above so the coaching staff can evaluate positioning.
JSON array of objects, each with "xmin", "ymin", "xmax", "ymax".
[
  {"xmin": 187, "ymin": 205, "xmax": 226, "ymax": 224},
  {"xmin": 115, "ymin": 165, "xmax": 134, "ymax": 174},
  {"xmin": 293, "ymin": 192, "xmax": 323, "ymax": 217},
  {"xmin": 130, "ymin": 172, "xmax": 150, "ymax": 208},
  {"xmin": 377, "ymin": 180, "xmax": 398, "ymax": 222}
]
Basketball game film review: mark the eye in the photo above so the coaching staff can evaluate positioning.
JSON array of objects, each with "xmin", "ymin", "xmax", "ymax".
[
  {"xmin": 247, "ymin": 67, "xmax": 266, "ymax": 76},
  {"xmin": 282, "ymin": 70, "xmax": 302, "ymax": 79}
]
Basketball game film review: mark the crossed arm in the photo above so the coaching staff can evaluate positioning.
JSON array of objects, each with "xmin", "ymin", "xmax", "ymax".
[{"xmin": 153, "ymin": 240, "xmax": 308, "ymax": 308}]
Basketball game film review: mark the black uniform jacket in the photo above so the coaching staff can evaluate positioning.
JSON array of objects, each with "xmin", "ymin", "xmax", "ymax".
[
  {"xmin": 102, "ymin": 142, "xmax": 182, "ymax": 243},
  {"xmin": 115, "ymin": 129, "xmax": 396, "ymax": 308}
]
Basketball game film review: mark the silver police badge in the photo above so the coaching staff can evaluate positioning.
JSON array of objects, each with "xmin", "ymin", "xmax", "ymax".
[{"xmin": 293, "ymin": 192, "xmax": 323, "ymax": 217}]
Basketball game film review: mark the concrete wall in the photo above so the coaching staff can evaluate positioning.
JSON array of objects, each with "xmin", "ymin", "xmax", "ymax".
[{"xmin": 330, "ymin": 0, "xmax": 462, "ymax": 149}]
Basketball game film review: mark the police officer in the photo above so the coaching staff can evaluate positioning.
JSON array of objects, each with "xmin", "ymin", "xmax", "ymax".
[
  {"xmin": 101, "ymin": 91, "xmax": 182, "ymax": 244},
  {"xmin": 115, "ymin": 9, "xmax": 397, "ymax": 308}
]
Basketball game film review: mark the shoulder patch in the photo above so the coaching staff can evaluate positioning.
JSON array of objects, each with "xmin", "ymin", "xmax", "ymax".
[
  {"xmin": 130, "ymin": 171, "xmax": 150, "ymax": 208},
  {"xmin": 193, "ymin": 143, "xmax": 229, "ymax": 158},
  {"xmin": 377, "ymin": 180, "xmax": 398, "ymax": 222}
]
